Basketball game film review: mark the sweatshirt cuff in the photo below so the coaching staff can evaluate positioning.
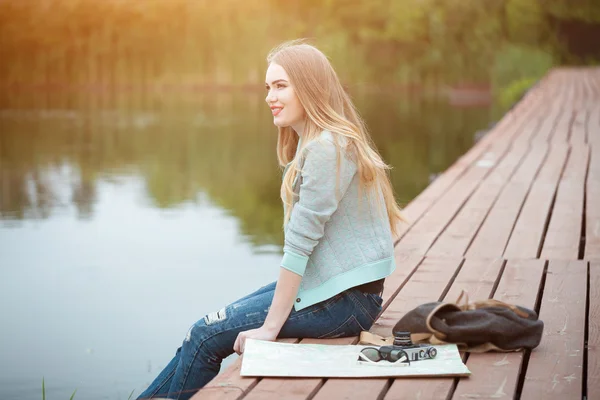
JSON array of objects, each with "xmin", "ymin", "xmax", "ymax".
[{"xmin": 281, "ymin": 251, "xmax": 309, "ymax": 277}]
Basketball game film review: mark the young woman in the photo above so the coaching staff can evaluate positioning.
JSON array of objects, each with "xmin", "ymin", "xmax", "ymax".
[{"xmin": 138, "ymin": 40, "xmax": 404, "ymax": 400}]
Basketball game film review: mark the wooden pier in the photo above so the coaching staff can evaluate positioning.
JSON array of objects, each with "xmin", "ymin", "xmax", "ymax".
[{"xmin": 195, "ymin": 68, "xmax": 600, "ymax": 400}]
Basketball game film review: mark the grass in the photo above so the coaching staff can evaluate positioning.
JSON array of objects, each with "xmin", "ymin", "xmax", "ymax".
[{"xmin": 41, "ymin": 378, "xmax": 135, "ymax": 400}]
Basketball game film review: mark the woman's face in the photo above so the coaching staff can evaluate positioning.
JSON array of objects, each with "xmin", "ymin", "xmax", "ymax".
[{"xmin": 265, "ymin": 63, "xmax": 305, "ymax": 133}]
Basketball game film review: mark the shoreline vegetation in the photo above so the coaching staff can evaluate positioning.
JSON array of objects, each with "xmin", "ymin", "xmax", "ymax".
[
  {"xmin": 1, "ymin": 0, "xmax": 598, "ymax": 112},
  {"xmin": 41, "ymin": 378, "xmax": 134, "ymax": 400}
]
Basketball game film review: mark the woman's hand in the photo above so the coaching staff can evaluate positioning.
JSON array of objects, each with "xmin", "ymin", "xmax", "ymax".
[{"xmin": 233, "ymin": 326, "xmax": 278, "ymax": 355}]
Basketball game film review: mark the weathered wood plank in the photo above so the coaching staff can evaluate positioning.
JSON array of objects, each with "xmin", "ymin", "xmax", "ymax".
[
  {"xmin": 589, "ymin": 262, "xmax": 599, "ymax": 400},
  {"xmin": 194, "ymin": 339, "xmax": 299, "ymax": 400},
  {"xmin": 450, "ymin": 259, "xmax": 546, "ymax": 400},
  {"xmin": 571, "ymin": 110, "xmax": 588, "ymax": 145},
  {"xmin": 587, "ymin": 144, "xmax": 600, "ymax": 261},
  {"xmin": 504, "ymin": 145, "xmax": 569, "ymax": 259},
  {"xmin": 443, "ymin": 258, "xmax": 505, "ymax": 303},
  {"xmin": 587, "ymin": 106, "xmax": 600, "ymax": 145},
  {"xmin": 384, "ymin": 259, "xmax": 505, "ymax": 400},
  {"xmin": 370, "ymin": 257, "xmax": 464, "ymax": 338},
  {"xmin": 243, "ymin": 338, "xmax": 353, "ymax": 400},
  {"xmin": 311, "ymin": 378, "xmax": 390, "ymax": 400},
  {"xmin": 466, "ymin": 143, "xmax": 548, "ymax": 258},
  {"xmin": 381, "ymin": 254, "xmax": 424, "ymax": 311},
  {"xmin": 394, "ymin": 146, "xmax": 509, "ymax": 257},
  {"xmin": 550, "ymin": 109, "xmax": 573, "ymax": 143},
  {"xmin": 521, "ymin": 261, "xmax": 587, "ymax": 399},
  {"xmin": 394, "ymin": 97, "xmax": 543, "ymax": 256},
  {"xmin": 532, "ymin": 109, "xmax": 561, "ymax": 144},
  {"xmin": 395, "ymin": 91, "xmax": 539, "ymax": 242},
  {"xmin": 541, "ymin": 143, "xmax": 589, "ymax": 260},
  {"xmin": 427, "ymin": 131, "xmax": 531, "ymax": 258}
]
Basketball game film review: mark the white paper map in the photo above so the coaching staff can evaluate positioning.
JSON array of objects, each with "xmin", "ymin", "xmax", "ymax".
[{"xmin": 241, "ymin": 339, "xmax": 471, "ymax": 378}]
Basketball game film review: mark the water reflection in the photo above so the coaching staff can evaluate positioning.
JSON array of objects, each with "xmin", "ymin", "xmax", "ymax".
[{"xmin": 0, "ymin": 90, "xmax": 495, "ymax": 247}]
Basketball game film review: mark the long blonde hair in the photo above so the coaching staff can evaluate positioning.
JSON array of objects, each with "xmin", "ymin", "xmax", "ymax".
[{"xmin": 268, "ymin": 40, "xmax": 405, "ymax": 237}]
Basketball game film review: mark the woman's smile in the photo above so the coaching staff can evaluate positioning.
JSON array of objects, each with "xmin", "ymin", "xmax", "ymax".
[{"xmin": 270, "ymin": 106, "xmax": 283, "ymax": 116}]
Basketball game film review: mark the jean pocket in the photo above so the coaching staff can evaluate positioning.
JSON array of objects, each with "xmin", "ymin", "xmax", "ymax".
[
  {"xmin": 317, "ymin": 315, "xmax": 366, "ymax": 339},
  {"xmin": 366, "ymin": 293, "xmax": 383, "ymax": 307},
  {"xmin": 346, "ymin": 291, "xmax": 381, "ymax": 325}
]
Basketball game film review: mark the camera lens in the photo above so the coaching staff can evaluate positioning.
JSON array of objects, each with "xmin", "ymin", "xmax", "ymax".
[{"xmin": 393, "ymin": 331, "xmax": 412, "ymax": 347}]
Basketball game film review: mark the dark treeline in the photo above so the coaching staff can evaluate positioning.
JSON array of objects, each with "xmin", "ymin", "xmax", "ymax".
[{"xmin": 0, "ymin": 0, "xmax": 598, "ymax": 97}]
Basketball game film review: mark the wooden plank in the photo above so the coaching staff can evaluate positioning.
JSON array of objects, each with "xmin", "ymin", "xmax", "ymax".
[
  {"xmin": 575, "ymin": 69, "xmax": 584, "ymax": 110},
  {"xmin": 521, "ymin": 261, "xmax": 587, "ymax": 399},
  {"xmin": 194, "ymin": 339, "xmax": 299, "ymax": 400},
  {"xmin": 590, "ymin": 262, "xmax": 599, "ymax": 400},
  {"xmin": 551, "ymin": 109, "xmax": 574, "ymax": 144},
  {"xmin": 570, "ymin": 110, "xmax": 588, "ymax": 145},
  {"xmin": 532, "ymin": 108, "xmax": 561, "ymax": 144},
  {"xmin": 427, "ymin": 131, "xmax": 531, "ymax": 258},
  {"xmin": 466, "ymin": 143, "xmax": 548, "ymax": 258},
  {"xmin": 587, "ymin": 107, "xmax": 599, "ymax": 145},
  {"xmin": 384, "ymin": 259, "xmax": 505, "ymax": 400},
  {"xmin": 566, "ymin": 70, "xmax": 578, "ymax": 113},
  {"xmin": 371, "ymin": 258, "xmax": 463, "ymax": 337},
  {"xmin": 541, "ymin": 143, "xmax": 589, "ymax": 260},
  {"xmin": 395, "ymin": 91, "xmax": 538, "ymax": 242},
  {"xmin": 394, "ymin": 143, "xmax": 511, "ymax": 257},
  {"xmin": 504, "ymin": 145, "xmax": 569, "ymax": 259},
  {"xmin": 311, "ymin": 377, "xmax": 390, "ymax": 400},
  {"xmin": 443, "ymin": 258, "xmax": 505, "ymax": 303},
  {"xmin": 243, "ymin": 338, "xmax": 353, "ymax": 400},
  {"xmin": 580, "ymin": 70, "xmax": 589, "ymax": 110},
  {"xmin": 381, "ymin": 253, "xmax": 424, "ymax": 311},
  {"xmin": 587, "ymin": 145, "xmax": 600, "ymax": 261},
  {"xmin": 450, "ymin": 259, "xmax": 546, "ymax": 400}
]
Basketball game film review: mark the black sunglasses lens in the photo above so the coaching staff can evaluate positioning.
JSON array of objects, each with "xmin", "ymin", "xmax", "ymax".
[
  {"xmin": 390, "ymin": 349, "xmax": 409, "ymax": 363},
  {"xmin": 360, "ymin": 347, "xmax": 382, "ymax": 362}
]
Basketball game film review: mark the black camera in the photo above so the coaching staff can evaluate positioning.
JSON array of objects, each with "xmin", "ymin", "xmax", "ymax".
[{"xmin": 390, "ymin": 331, "xmax": 437, "ymax": 361}]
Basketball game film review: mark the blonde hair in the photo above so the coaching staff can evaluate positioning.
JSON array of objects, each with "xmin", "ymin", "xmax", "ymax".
[{"xmin": 268, "ymin": 39, "xmax": 405, "ymax": 237}]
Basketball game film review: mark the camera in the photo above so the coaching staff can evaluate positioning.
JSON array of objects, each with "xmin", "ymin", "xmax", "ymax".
[{"xmin": 391, "ymin": 331, "xmax": 437, "ymax": 361}]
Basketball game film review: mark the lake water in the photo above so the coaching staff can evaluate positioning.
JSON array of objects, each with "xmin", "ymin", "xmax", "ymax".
[{"xmin": 0, "ymin": 89, "xmax": 498, "ymax": 399}]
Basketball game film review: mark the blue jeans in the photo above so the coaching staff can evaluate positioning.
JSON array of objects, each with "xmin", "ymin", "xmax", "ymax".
[{"xmin": 137, "ymin": 282, "xmax": 383, "ymax": 400}]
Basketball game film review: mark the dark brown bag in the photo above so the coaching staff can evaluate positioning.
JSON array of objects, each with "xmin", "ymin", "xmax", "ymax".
[{"xmin": 360, "ymin": 291, "xmax": 544, "ymax": 353}]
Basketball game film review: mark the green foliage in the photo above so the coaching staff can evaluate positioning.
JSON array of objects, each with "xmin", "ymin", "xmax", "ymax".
[
  {"xmin": 492, "ymin": 44, "xmax": 555, "ymax": 90},
  {"xmin": 492, "ymin": 44, "xmax": 555, "ymax": 110},
  {"xmin": 0, "ymin": 0, "xmax": 597, "ymax": 89},
  {"xmin": 497, "ymin": 76, "xmax": 538, "ymax": 109},
  {"xmin": 545, "ymin": 0, "xmax": 600, "ymax": 22}
]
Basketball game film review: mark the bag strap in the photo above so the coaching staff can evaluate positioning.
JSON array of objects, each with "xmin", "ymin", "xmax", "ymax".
[{"xmin": 454, "ymin": 289, "xmax": 529, "ymax": 318}]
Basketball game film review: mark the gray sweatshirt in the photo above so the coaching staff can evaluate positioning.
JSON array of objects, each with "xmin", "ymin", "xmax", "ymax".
[{"xmin": 281, "ymin": 131, "xmax": 396, "ymax": 311}]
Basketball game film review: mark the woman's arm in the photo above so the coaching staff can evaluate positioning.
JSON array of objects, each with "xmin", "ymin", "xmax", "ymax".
[
  {"xmin": 233, "ymin": 267, "xmax": 301, "ymax": 354},
  {"xmin": 263, "ymin": 267, "xmax": 302, "ymax": 332}
]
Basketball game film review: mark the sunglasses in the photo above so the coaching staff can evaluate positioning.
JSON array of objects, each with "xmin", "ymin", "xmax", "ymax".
[{"xmin": 358, "ymin": 346, "xmax": 410, "ymax": 366}]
